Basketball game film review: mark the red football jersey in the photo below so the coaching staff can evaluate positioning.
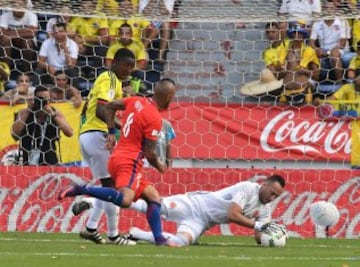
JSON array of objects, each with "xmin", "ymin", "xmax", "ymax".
[{"xmin": 111, "ymin": 96, "xmax": 162, "ymax": 161}]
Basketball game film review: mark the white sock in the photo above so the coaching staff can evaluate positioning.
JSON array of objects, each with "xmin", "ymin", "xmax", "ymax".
[
  {"xmin": 130, "ymin": 199, "xmax": 168, "ymax": 216},
  {"xmin": 86, "ymin": 198, "xmax": 104, "ymax": 230},
  {"xmin": 103, "ymin": 202, "xmax": 120, "ymax": 238},
  {"xmin": 130, "ymin": 228, "xmax": 189, "ymax": 246},
  {"xmin": 130, "ymin": 199, "xmax": 148, "ymax": 213}
]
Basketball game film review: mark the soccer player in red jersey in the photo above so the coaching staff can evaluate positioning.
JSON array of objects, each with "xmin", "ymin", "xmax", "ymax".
[{"xmin": 59, "ymin": 78, "xmax": 176, "ymax": 246}]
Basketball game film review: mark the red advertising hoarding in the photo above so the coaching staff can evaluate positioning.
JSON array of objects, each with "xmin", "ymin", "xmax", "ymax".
[
  {"xmin": 0, "ymin": 166, "xmax": 358, "ymax": 238},
  {"xmin": 164, "ymin": 103, "xmax": 351, "ymax": 162}
]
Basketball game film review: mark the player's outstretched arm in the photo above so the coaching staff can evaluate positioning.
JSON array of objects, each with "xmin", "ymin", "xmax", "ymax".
[
  {"xmin": 227, "ymin": 202, "xmax": 256, "ymax": 229},
  {"xmin": 103, "ymin": 99, "xmax": 125, "ymax": 128},
  {"xmin": 143, "ymin": 138, "xmax": 167, "ymax": 173}
]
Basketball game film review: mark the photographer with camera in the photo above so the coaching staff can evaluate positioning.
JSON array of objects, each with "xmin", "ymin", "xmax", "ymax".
[{"xmin": 11, "ymin": 85, "xmax": 73, "ymax": 166}]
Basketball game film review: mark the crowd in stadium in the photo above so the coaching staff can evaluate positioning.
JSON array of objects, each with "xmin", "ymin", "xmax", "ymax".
[
  {"xmin": 0, "ymin": 0, "xmax": 181, "ymax": 102},
  {"xmin": 0, "ymin": 0, "xmax": 359, "ymax": 107},
  {"xmin": 240, "ymin": 0, "xmax": 360, "ymax": 106}
]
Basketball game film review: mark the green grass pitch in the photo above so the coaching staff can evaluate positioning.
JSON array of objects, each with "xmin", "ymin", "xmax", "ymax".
[{"xmin": 0, "ymin": 232, "xmax": 359, "ymax": 267}]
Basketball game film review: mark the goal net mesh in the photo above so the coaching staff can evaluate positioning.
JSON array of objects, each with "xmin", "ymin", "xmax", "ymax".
[{"xmin": 0, "ymin": 0, "xmax": 359, "ymax": 238}]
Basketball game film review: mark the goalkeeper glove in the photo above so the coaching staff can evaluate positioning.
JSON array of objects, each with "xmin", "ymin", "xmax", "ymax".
[
  {"xmin": 254, "ymin": 221, "xmax": 268, "ymax": 231},
  {"xmin": 256, "ymin": 221, "xmax": 287, "ymax": 236}
]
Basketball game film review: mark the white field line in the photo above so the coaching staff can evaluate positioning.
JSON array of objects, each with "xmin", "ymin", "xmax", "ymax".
[
  {"xmin": 1, "ymin": 237, "xmax": 359, "ymax": 249},
  {"xmin": 0, "ymin": 251, "xmax": 359, "ymax": 261}
]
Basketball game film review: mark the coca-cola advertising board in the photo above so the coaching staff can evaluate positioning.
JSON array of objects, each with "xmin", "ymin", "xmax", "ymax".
[
  {"xmin": 1, "ymin": 102, "xmax": 358, "ymax": 165},
  {"xmin": 164, "ymin": 103, "xmax": 358, "ymax": 165},
  {"xmin": 0, "ymin": 166, "xmax": 358, "ymax": 238}
]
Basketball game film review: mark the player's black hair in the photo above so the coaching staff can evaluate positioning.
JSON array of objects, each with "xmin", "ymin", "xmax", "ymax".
[
  {"xmin": 266, "ymin": 174, "xmax": 285, "ymax": 188},
  {"xmin": 119, "ymin": 22, "xmax": 132, "ymax": 31},
  {"xmin": 53, "ymin": 22, "xmax": 67, "ymax": 31},
  {"xmin": 34, "ymin": 85, "xmax": 49, "ymax": 96},
  {"xmin": 160, "ymin": 78, "xmax": 176, "ymax": 86},
  {"xmin": 113, "ymin": 48, "xmax": 135, "ymax": 62}
]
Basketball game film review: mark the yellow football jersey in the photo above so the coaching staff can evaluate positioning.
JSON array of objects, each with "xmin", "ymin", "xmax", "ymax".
[
  {"xmin": 299, "ymin": 45, "xmax": 320, "ymax": 69},
  {"xmin": 106, "ymin": 40, "xmax": 148, "ymax": 61},
  {"xmin": 278, "ymin": 42, "xmax": 320, "ymax": 69},
  {"xmin": 0, "ymin": 61, "xmax": 10, "ymax": 94},
  {"xmin": 68, "ymin": 14, "xmax": 109, "ymax": 39},
  {"xmin": 96, "ymin": 0, "xmax": 139, "ymax": 16},
  {"xmin": 352, "ymin": 19, "xmax": 360, "ymax": 51},
  {"xmin": 333, "ymin": 83, "xmax": 360, "ymax": 114},
  {"xmin": 263, "ymin": 40, "xmax": 289, "ymax": 67},
  {"xmin": 109, "ymin": 16, "xmax": 151, "ymax": 43},
  {"xmin": 80, "ymin": 71, "xmax": 123, "ymax": 134},
  {"xmin": 348, "ymin": 55, "xmax": 360, "ymax": 70}
]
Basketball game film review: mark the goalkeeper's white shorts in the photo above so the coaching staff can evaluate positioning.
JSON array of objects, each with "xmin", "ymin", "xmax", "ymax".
[{"xmin": 162, "ymin": 194, "xmax": 208, "ymax": 244}]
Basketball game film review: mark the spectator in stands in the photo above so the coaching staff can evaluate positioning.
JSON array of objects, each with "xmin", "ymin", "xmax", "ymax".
[
  {"xmin": 309, "ymin": 0, "xmax": 351, "ymax": 84},
  {"xmin": 0, "ymin": 54, "xmax": 10, "ymax": 96},
  {"xmin": 280, "ymin": 21, "xmax": 320, "ymax": 105},
  {"xmin": 315, "ymin": 73, "xmax": 360, "ymax": 117},
  {"xmin": 139, "ymin": 0, "xmax": 175, "ymax": 62},
  {"xmin": 352, "ymin": 19, "xmax": 360, "ymax": 52},
  {"xmin": 139, "ymin": 0, "xmax": 176, "ymax": 17},
  {"xmin": 11, "ymin": 85, "xmax": 73, "ymax": 165},
  {"xmin": 278, "ymin": 0, "xmax": 321, "ymax": 39},
  {"xmin": 0, "ymin": 0, "xmax": 39, "ymax": 72},
  {"xmin": 347, "ymin": 41, "xmax": 360, "ymax": 79},
  {"xmin": 45, "ymin": 6, "xmax": 72, "ymax": 38},
  {"xmin": 35, "ymin": 22, "xmax": 79, "ymax": 86},
  {"xmin": 105, "ymin": 23, "xmax": 148, "ymax": 71},
  {"xmin": 278, "ymin": 0, "xmax": 321, "ymax": 21},
  {"xmin": 108, "ymin": 0, "xmax": 153, "ymax": 47},
  {"xmin": 96, "ymin": 0, "xmax": 123, "ymax": 16},
  {"xmin": 149, "ymin": 22, "xmax": 171, "ymax": 63},
  {"xmin": 1, "ymin": 73, "xmax": 35, "ymax": 105},
  {"xmin": 67, "ymin": 0, "xmax": 109, "ymax": 72},
  {"xmin": 50, "ymin": 70, "xmax": 82, "ymax": 108},
  {"xmin": 332, "ymin": 0, "xmax": 358, "ymax": 12},
  {"xmin": 263, "ymin": 22, "xmax": 289, "ymax": 79}
]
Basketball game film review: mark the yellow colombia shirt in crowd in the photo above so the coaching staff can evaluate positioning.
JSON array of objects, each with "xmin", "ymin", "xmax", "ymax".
[
  {"xmin": 106, "ymin": 40, "xmax": 148, "ymax": 62},
  {"xmin": 67, "ymin": 14, "xmax": 109, "ymax": 43},
  {"xmin": 109, "ymin": 16, "xmax": 151, "ymax": 44}
]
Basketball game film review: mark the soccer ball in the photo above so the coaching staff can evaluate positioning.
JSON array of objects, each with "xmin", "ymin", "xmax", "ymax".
[
  {"xmin": 309, "ymin": 201, "xmax": 340, "ymax": 227},
  {"xmin": 260, "ymin": 226, "xmax": 287, "ymax": 247}
]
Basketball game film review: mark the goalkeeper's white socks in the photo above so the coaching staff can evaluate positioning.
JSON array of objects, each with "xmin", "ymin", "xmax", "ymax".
[{"xmin": 129, "ymin": 227, "xmax": 189, "ymax": 246}]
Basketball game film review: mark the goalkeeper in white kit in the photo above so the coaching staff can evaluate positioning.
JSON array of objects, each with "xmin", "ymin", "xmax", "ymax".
[{"xmin": 126, "ymin": 174, "xmax": 286, "ymax": 246}]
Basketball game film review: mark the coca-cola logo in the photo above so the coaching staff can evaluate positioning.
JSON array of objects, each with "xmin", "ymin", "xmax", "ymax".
[
  {"xmin": 260, "ymin": 110, "xmax": 351, "ymax": 155},
  {"xmin": 1, "ymin": 173, "xmax": 92, "ymax": 232},
  {"xmin": 0, "ymin": 169, "xmax": 358, "ymax": 239}
]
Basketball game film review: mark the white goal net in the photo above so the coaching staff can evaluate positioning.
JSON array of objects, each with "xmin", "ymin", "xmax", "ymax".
[{"xmin": 0, "ymin": 0, "xmax": 359, "ymax": 238}]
